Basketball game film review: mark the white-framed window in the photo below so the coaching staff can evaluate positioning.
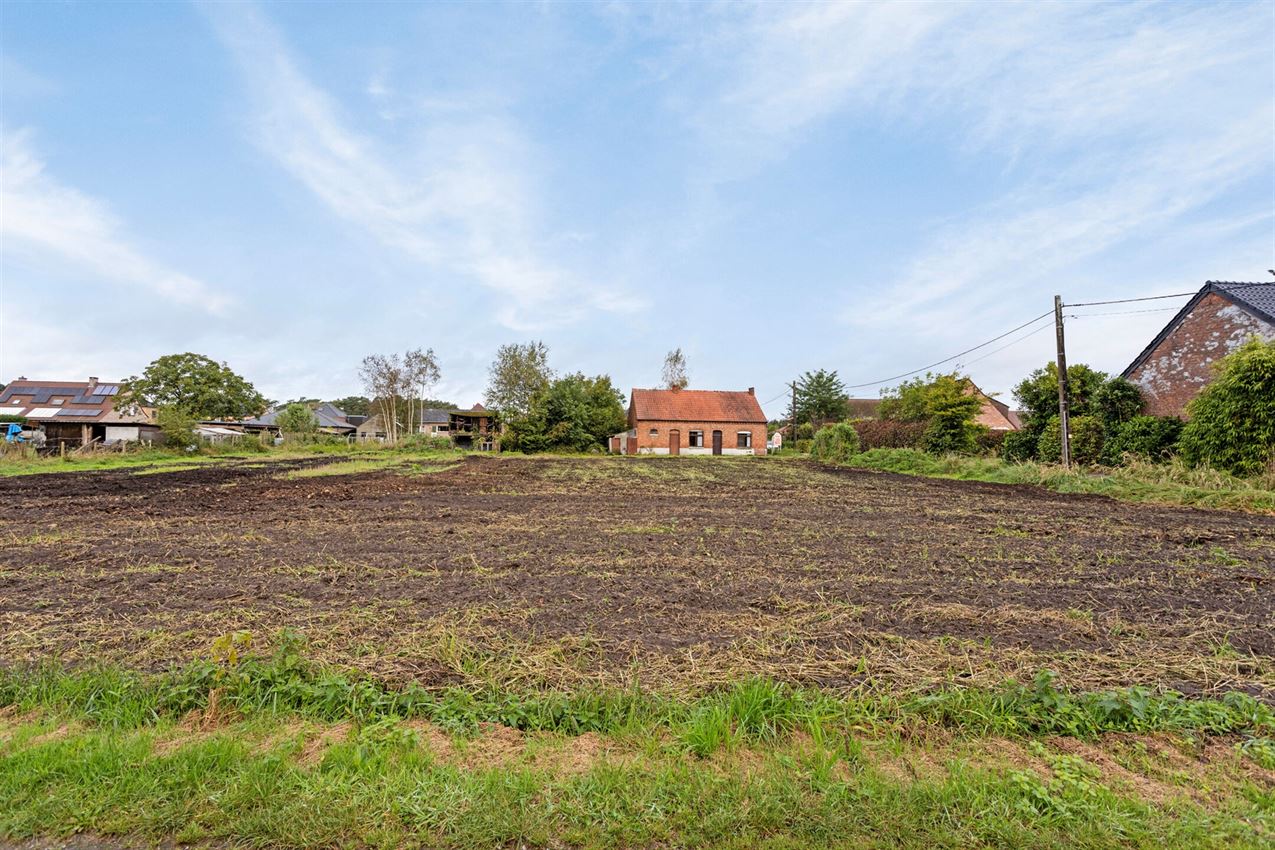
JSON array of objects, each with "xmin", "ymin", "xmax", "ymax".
[
  {"xmin": 689, "ymin": 430, "xmax": 704, "ymax": 447},
  {"xmin": 737, "ymin": 431, "xmax": 752, "ymax": 449}
]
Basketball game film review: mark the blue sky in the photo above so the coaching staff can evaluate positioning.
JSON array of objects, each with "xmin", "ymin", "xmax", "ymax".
[{"xmin": 2, "ymin": 1, "xmax": 1271, "ymax": 415}]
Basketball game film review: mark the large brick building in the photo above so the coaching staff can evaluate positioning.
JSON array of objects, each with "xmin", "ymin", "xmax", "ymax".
[
  {"xmin": 1122, "ymin": 281, "xmax": 1275, "ymax": 417},
  {"xmin": 611, "ymin": 387, "xmax": 767, "ymax": 456}
]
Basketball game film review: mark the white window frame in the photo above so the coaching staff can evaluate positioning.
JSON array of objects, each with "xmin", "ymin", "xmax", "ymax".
[
  {"xmin": 688, "ymin": 430, "xmax": 704, "ymax": 447},
  {"xmin": 737, "ymin": 431, "xmax": 752, "ymax": 449}
]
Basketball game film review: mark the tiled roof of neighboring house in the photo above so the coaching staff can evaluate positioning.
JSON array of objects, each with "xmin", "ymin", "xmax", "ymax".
[
  {"xmin": 422, "ymin": 409, "xmax": 451, "ymax": 424},
  {"xmin": 245, "ymin": 403, "xmax": 353, "ymax": 431},
  {"xmin": 846, "ymin": 398, "xmax": 882, "ymax": 419},
  {"xmin": 629, "ymin": 388, "xmax": 767, "ymax": 423},
  {"xmin": 1123, "ymin": 281, "xmax": 1275, "ymax": 377},
  {"xmin": 0, "ymin": 379, "xmax": 149, "ymax": 424}
]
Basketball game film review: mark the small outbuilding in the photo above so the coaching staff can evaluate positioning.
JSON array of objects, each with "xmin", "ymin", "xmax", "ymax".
[{"xmin": 612, "ymin": 387, "xmax": 767, "ymax": 456}]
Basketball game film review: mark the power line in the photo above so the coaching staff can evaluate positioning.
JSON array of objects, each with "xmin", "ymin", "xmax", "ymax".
[
  {"xmin": 1068, "ymin": 306, "xmax": 1181, "ymax": 318},
  {"xmin": 1064, "ymin": 281, "xmax": 1273, "ymax": 308},
  {"xmin": 957, "ymin": 320, "xmax": 1055, "ymax": 369},
  {"xmin": 843, "ymin": 310, "xmax": 1053, "ymax": 390}
]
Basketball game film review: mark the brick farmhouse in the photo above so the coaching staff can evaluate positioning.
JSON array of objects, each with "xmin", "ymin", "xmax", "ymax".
[
  {"xmin": 612, "ymin": 388, "xmax": 768, "ymax": 456},
  {"xmin": 1122, "ymin": 281, "xmax": 1275, "ymax": 417}
]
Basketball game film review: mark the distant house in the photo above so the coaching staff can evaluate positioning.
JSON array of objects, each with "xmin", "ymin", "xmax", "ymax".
[
  {"xmin": 448, "ymin": 404, "xmax": 496, "ymax": 450},
  {"xmin": 845, "ymin": 385, "xmax": 1019, "ymax": 431},
  {"xmin": 971, "ymin": 386, "xmax": 1021, "ymax": 431},
  {"xmin": 612, "ymin": 387, "xmax": 767, "ymax": 456},
  {"xmin": 241, "ymin": 402, "xmax": 357, "ymax": 436},
  {"xmin": 1122, "ymin": 281, "xmax": 1275, "ymax": 417},
  {"xmin": 420, "ymin": 409, "xmax": 451, "ymax": 435},
  {"xmin": 0, "ymin": 377, "xmax": 159, "ymax": 449}
]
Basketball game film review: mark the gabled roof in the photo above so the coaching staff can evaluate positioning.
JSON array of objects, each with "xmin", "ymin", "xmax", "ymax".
[
  {"xmin": 1122, "ymin": 281, "xmax": 1275, "ymax": 378},
  {"xmin": 421, "ymin": 409, "xmax": 451, "ymax": 424},
  {"xmin": 0, "ymin": 379, "xmax": 148, "ymax": 424},
  {"xmin": 245, "ymin": 404, "xmax": 352, "ymax": 431},
  {"xmin": 629, "ymin": 388, "xmax": 766, "ymax": 423}
]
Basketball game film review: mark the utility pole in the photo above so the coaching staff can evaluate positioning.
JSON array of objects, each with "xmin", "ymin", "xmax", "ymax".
[{"xmin": 1053, "ymin": 294, "xmax": 1071, "ymax": 469}]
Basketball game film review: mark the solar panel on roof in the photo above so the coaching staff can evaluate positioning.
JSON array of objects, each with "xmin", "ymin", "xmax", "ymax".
[
  {"xmin": 57, "ymin": 409, "xmax": 99, "ymax": 417},
  {"xmin": 92, "ymin": 384, "xmax": 119, "ymax": 395},
  {"xmin": 26, "ymin": 407, "xmax": 61, "ymax": 419}
]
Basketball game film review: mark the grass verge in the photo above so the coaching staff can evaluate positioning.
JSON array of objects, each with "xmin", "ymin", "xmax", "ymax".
[
  {"xmin": 843, "ymin": 448, "xmax": 1275, "ymax": 513},
  {"xmin": 1, "ymin": 643, "xmax": 1272, "ymax": 848}
]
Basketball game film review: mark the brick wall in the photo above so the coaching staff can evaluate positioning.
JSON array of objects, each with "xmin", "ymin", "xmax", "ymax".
[
  {"xmin": 1127, "ymin": 292, "xmax": 1275, "ymax": 417},
  {"xmin": 630, "ymin": 419, "xmax": 767, "ymax": 456}
]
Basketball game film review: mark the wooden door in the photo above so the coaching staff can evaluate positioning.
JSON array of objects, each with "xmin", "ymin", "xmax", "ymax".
[
  {"xmin": 669, "ymin": 429, "xmax": 680, "ymax": 455},
  {"xmin": 712, "ymin": 430, "xmax": 723, "ymax": 455}
]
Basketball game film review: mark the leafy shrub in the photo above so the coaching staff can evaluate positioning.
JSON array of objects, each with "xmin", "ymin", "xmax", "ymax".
[
  {"xmin": 850, "ymin": 419, "xmax": 926, "ymax": 449},
  {"xmin": 1069, "ymin": 416, "xmax": 1105, "ymax": 466},
  {"xmin": 1036, "ymin": 416, "xmax": 1062, "ymax": 463},
  {"xmin": 795, "ymin": 423, "xmax": 815, "ymax": 441},
  {"xmin": 1001, "ymin": 429, "xmax": 1037, "ymax": 462},
  {"xmin": 975, "ymin": 429, "xmax": 1007, "ymax": 455},
  {"xmin": 276, "ymin": 403, "xmax": 318, "ymax": 439},
  {"xmin": 1093, "ymin": 377, "xmax": 1144, "ymax": 430},
  {"xmin": 1034, "ymin": 415, "xmax": 1103, "ymax": 465},
  {"xmin": 1179, "ymin": 338, "xmax": 1275, "ymax": 477},
  {"xmin": 156, "ymin": 406, "xmax": 197, "ymax": 451},
  {"xmin": 810, "ymin": 422, "xmax": 861, "ymax": 464},
  {"xmin": 1103, "ymin": 415, "xmax": 1182, "ymax": 464},
  {"xmin": 795, "ymin": 438, "xmax": 813, "ymax": 454}
]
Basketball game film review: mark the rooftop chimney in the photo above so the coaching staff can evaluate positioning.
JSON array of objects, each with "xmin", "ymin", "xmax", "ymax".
[
  {"xmin": 88, "ymin": 376, "xmax": 98, "ymax": 387},
  {"xmin": 747, "ymin": 387, "xmax": 755, "ymax": 395}
]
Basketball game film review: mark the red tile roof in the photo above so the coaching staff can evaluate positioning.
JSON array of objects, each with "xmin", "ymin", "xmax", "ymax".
[{"xmin": 629, "ymin": 388, "xmax": 766, "ymax": 424}]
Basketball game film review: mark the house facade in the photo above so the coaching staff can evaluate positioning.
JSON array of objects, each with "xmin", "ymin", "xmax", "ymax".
[
  {"xmin": 613, "ymin": 388, "xmax": 767, "ymax": 456},
  {"xmin": 1122, "ymin": 281, "xmax": 1275, "ymax": 417},
  {"xmin": 0, "ymin": 377, "xmax": 158, "ymax": 449}
]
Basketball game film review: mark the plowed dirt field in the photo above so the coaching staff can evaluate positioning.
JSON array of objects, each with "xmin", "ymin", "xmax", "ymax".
[{"xmin": 2, "ymin": 455, "xmax": 1271, "ymax": 696}]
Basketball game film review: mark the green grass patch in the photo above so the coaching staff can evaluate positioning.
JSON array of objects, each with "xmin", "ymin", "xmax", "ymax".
[
  {"xmin": 1, "ymin": 652, "xmax": 1271, "ymax": 849},
  {"xmin": 841, "ymin": 448, "xmax": 1275, "ymax": 513}
]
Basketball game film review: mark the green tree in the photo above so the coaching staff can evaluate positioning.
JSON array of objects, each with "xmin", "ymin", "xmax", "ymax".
[
  {"xmin": 156, "ymin": 406, "xmax": 197, "ymax": 450},
  {"xmin": 919, "ymin": 375, "xmax": 984, "ymax": 454},
  {"xmin": 117, "ymin": 353, "xmax": 266, "ymax": 420},
  {"xmin": 1093, "ymin": 377, "xmax": 1144, "ymax": 431},
  {"xmin": 789, "ymin": 369, "xmax": 847, "ymax": 428},
  {"xmin": 329, "ymin": 396, "xmax": 372, "ymax": 417},
  {"xmin": 1179, "ymin": 338, "xmax": 1275, "ymax": 476},
  {"xmin": 1013, "ymin": 362, "xmax": 1108, "ymax": 432},
  {"xmin": 486, "ymin": 341, "xmax": 553, "ymax": 419},
  {"xmin": 276, "ymin": 403, "xmax": 318, "ymax": 437},
  {"xmin": 877, "ymin": 374, "xmax": 933, "ymax": 422},
  {"xmin": 504, "ymin": 373, "xmax": 626, "ymax": 453}
]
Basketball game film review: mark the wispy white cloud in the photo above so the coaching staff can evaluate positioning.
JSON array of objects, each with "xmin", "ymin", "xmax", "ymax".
[
  {"xmin": 668, "ymin": 1, "xmax": 1271, "ymax": 340},
  {"xmin": 201, "ymin": 1, "xmax": 641, "ymax": 330},
  {"xmin": 0, "ymin": 129, "xmax": 231, "ymax": 314}
]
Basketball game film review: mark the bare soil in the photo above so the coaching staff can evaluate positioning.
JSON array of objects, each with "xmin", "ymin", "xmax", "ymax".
[{"xmin": 1, "ymin": 455, "xmax": 1271, "ymax": 695}]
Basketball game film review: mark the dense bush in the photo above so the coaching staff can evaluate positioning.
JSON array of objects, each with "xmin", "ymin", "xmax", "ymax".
[
  {"xmin": 1103, "ymin": 415, "xmax": 1182, "ymax": 464},
  {"xmin": 1093, "ymin": 377, "xmax": 1145, "ymax": 430},
  {"xmin": 1001, "ymin": 429, "xmax": 1037, "ymax": 462},
  {"xmin": 1069, "ymin": 415, "xmax": 1105, "ymax": 466},
  {"xmin": 1031, "ymin": 414, "xmax": 1103, "ymax": 465},
  {"xmin": 850, "ymin": 419, "xmax": 926, "ymax": 449},
  {"xmin": 503, "ymin": 373, "xmax": 626, "ymax": 453},
  {"xmin": 1179, "ymin": 339, "xmax": 1275, "ymax": 477},
  {"xmin": 795, "ymin": 438, "xmax": 813, "ymax": 454},
  {"xmin": 975, "ymin": 429, "xmax": 1007, "ymax": 455},
  {"xmin": 810, "ymin": 422, "xmax": 861, "ymax": 464},
  {"xmin": 795, "ymin": 423, "xmax": 815, "ymax": 441},
  {"xmin": 1036, "ymin": 416, "xmax": 1062, "ymax": 463},
  {"xmin": 156, "ymin": 406, "xmax": 197, "ymax": 451}
]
